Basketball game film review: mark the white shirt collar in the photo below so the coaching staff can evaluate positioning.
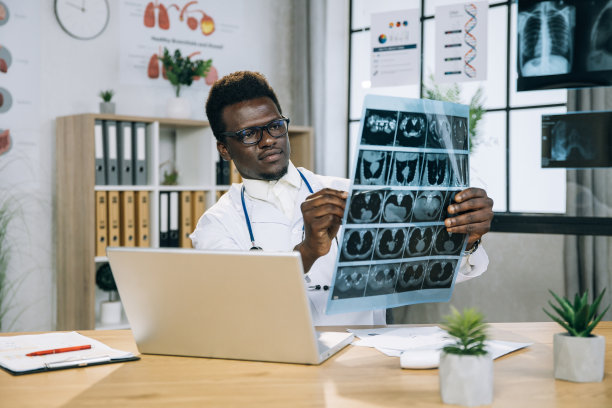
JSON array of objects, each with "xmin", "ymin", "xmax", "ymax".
[{"xmin": 242, "ymin": 161, "xmax": 301, "ymax": 202}]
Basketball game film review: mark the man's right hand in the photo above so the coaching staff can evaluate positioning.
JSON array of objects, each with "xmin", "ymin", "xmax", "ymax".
[{"xmin": 294, "ymin": 188, "xmax": 347, "ymax": 273}]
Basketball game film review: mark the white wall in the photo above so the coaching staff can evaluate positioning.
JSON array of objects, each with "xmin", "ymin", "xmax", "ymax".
[{"xmin": 2, "ymin": 0, "xmax": 295, "ymax": 331}]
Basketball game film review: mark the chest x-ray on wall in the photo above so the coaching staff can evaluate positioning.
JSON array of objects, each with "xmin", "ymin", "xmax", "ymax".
[
  {"xmin": 517, "ymin": 0, "xmax": 612, "ymax": 91},
  {"xmin": 542, "ymin": 111, "xmax": 612, "ymax": 168}
]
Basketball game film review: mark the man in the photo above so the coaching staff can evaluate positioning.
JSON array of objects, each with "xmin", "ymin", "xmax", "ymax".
[{"xmin": 191, "ymin": 71, "xmax": 494, "ymax": 326}]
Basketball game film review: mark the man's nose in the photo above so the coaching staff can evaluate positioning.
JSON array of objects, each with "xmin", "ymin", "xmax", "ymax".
[{"xmin": 257, "ymin": 128, "xmax": 276, "ymax": 147}]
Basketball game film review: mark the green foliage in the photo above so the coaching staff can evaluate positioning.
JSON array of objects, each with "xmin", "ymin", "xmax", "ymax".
[
  {"xmin": 543, "ymin": 289, "xmax": 610, "ymax": 337},
  {"xmin": 162, "ymin": 169, "xmax": 179, "ymax": 186},
  {"xmin": 422, "ymin": 75, "xmax": 486, "ymax": 152},
  {"xmin": 441, "ymin": 307, "xmax": 489, "ymax": 356},
  {"xmin": 158, "ymin": 48, "xmax": 212, "ymax": 97},
  {"xmin": 98, "ymin": 89, "xmax": 114, "ymax": 102}
]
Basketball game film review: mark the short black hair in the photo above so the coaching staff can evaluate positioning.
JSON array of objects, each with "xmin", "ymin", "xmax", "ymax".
[{"xmin": 205, "ymin": 71, "xmax": 282, "ymax": 141}]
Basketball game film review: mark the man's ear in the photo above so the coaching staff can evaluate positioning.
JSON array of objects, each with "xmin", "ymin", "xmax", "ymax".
[{"xmin": 217, "ymin": 141, "xmax": 231, "ymax": 161}]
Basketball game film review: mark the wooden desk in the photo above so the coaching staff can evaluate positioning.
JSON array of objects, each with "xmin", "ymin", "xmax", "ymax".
[{"xmin": 1, "ymin": 322, "xmax": 610, "ymax": 407}]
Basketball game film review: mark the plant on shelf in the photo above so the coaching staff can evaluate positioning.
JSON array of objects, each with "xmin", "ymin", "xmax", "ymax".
[
  {"xmin": 158, "ymin": 48, "xmax": 212, "ymax": 98},
  {"xmin": 438, "ymin": 307, "xmax": 493, "ymax": 406},
  {"xmin": 98, "ymin": 89, "xmax": 115, "ymax": 114},
  {"xmin": 422, "ymin": 74, "xmax": 486, "ymax": 153},
  {"xmin": 543, "ymin": 288, "xmax": 609, "ymax": 382}
]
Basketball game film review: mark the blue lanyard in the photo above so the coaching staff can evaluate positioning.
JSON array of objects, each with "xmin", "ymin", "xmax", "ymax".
[{"xmin": 241, "ymin": 169, "xmax": 313, "ymax": 250}]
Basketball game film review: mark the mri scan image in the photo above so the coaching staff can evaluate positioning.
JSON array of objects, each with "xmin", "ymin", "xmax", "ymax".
[
  {"xmin": 440, "ymin": 190, "xmax": 459, "ymax": 220},
  {"xmin": 550, "ymin": 119, "xmax": 596, "ymax": 162},
  {"xmin": 340, "ymin": 228, "xmax": 377, "ymax": 262},
  {"xmin": 426, "ymin": 115, "xmax": 453, "ymax": 149},
  {"xmin": 348, "ymin": 190, "xmax": 384, "ymax": 224},
  {"xmin": 396, "ymin": 112, "xmax": 427, "ymax": 147},
  {"xmin": 423, "ymin": 260, "xmax": 457, "ymax": 289},
  {"xmin": 388, "ymin": 152, "xmax": 422, "ymax": 186},
  {"xmin": 412, "ymin": 190, "xmax": 444, "ymax": 222},
  {"xmin": 332, "ymin": 265, "xmax": 369, "ymax": 299},
  {"xmin": 587, "ymin": 1, "xmax": 612, "ymax": 71},
  {"xmin": 421, "ymin": 153, "xmax": 449, "ymax": 187},
  {"xmin": 362, "ymin": 109, "xmax": 397, "ymax": 146},
  {"xmin": 374, "ymin": 227, "xmax": 407, "ymax": 260},
  {"xmin": 431, "ymin": 226, "xmax": 465, "ymax": 256},
  {"xmin": 404, "ymin": 226, "xmax": 434, "ymax": 257},
  {"xmin": 354, "ymin": 150, "xmax": 390, "ymax": 185},
  {"xmin": 365, "ymin": 263, "xmax": 400, "ymax": 296},
  {"xmin": 381, "ymin": 191, "xmax": 414, "ymax": 223},
  {"xmin": 395, "ymin": 261, "xmax": 428, "ymax": 292},
  {"xmin": 452, "ymin": 116, "xmax": 468, "ymax": 150},
  {"xmin": 518, "ymin": 1, "xmax": 575, "ymax": 77},
  {"xmin": 449, "ymin": 153, "xmax": 469, "ymax": 188}
]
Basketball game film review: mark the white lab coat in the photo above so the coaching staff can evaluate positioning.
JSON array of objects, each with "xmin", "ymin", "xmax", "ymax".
[{"xmin": 190, "ymin": 167, "xmax": 488, "ymax": 326}]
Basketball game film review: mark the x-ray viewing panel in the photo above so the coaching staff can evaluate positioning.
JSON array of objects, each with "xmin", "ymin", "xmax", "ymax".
[
  {"xmin": 326, "ymin": 95, "xmax": 470, "ymax": 315},
  {"xmin": 517, "ymin": 0, "xmax": 612, "ymax": 91},
  {"xmin": 542, "ymin": 110, "xmax": 612, "ymax": 168}
]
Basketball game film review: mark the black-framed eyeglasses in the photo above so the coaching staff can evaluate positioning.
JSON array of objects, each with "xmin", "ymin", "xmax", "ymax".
[{"xmin": 220, "ymin": 117, "xmax": 290, "ymax": 145}]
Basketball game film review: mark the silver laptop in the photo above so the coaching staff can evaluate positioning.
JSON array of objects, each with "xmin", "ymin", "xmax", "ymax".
[{"xmin": 106, "ymin": 247, "xmax": 354, "ymax": 365}]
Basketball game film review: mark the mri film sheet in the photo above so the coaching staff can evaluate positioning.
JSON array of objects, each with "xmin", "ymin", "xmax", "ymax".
[{"xmin": 327, "ymin": 95, "xmax": 470, "ymax": 315}]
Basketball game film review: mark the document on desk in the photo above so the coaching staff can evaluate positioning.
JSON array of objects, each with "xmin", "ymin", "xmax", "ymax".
[
  {"xmin": 0, "ymin": 331, "xmax": 139, "ymax": 375},
  {"xmin": 327, "ymin": 95, "xmax": 470, "ymax": 315},
  {"xmin": 348, "ymin": 327, "xmax": 531, "ymax": 369}
]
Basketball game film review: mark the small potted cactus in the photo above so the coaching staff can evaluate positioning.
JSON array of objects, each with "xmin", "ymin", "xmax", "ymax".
[
  {"xmin": 99, "ymin": 89, "xmax": 115, "ymax": 114},
  {"xmin": 543, "ymin": 288, "xmax": 609, "ymax": 382},
  {"xmin": 438, "ymin": 307, "xmax": 493, "ymax": 406}
]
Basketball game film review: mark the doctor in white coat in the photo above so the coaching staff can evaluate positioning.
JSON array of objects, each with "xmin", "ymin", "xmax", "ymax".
[{"xmin": 190, "ymin": 71, "xmax": 494, "ymax": 326}]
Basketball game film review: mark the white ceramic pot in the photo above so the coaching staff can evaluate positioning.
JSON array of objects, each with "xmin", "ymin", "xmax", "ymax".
[
  {"xmin": 553, "ymin": 333, "xmax": 605, "ymax": 382},
  {"xmin": 166, "ymin": 97, "xmax": 191, "ymax": 119},
  {"xmin": 99, "ymin": 102, "xmax": 115, "ymax": 114},
  {"xmin": 100, "ymin": 300, "xmax": 122, "ymax": 325},
  {"xmin": 439, "ymin": 352, "xmax": 493, "ymax": 406}
]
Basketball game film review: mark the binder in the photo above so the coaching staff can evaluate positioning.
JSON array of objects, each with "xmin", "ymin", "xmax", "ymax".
[
  {"xmin": 95, "ymin": 191, "xmax": 108, "ymax": 257},
  {"xmin": 168, "ymin": 191, "xmax": 180, "ymax": 247},
  {"xmin": 179, "ymin": 191, "xmax": 192, "ymax": 248},
  {"xmin": 107, "ymin": 190, "xmax": 120, "ymax": 247},
  {"xmin": 159, "ymin": 192, "xmax": 170, "ymax": 247},
  {"xmin": 120, "ymin": 191, "xmax": 136, "ymax": 247},
  {"xmin": 134, "ymin": 191, "xmax": 150, "ymax": 247},
  {"xmin": 191, "ymin": 190, "xmax": 206, "ymax": 226},
  {"xmin": 216, "ymin": 158, "xmax": 230, "ymax": 185},
  {"xmin": 104, "ymin": 121, "xmax": 119, "ymax": 185},
  {"xmin": 0, "ymin": 331, "xmax": 138, "ymax": 376},
  {"xmin": 94, "ymin": 120, "xmax": 106, "ymax": 185},
  {"xmin": 133, "ymin": 122, "xmax": 148, "ymax": 185},
  {"xmin": 117, "ymin": 122, "xmax": 133, "ymax": 185}
]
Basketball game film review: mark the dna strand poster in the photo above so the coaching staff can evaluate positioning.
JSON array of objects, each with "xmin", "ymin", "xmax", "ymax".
[
  {"xmin": 435, "ymin": 2, "xmax": 488, "ymax": 83},
  {"xmin": 326, "ymin": 95, "xmax": 470, "ymax": 315}
]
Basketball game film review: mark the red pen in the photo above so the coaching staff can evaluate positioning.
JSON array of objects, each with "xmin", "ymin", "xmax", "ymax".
[{"xmin": 26, "ymin": 344, "xmax": 92, "ymax": 357}]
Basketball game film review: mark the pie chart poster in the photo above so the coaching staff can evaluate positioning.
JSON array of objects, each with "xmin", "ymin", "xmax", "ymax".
[{"xmin": 326, "ymin": 95, "xmax": 470, "ymax": 315}]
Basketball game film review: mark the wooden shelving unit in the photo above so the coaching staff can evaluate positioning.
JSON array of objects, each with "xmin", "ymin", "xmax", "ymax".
[{"xmin": 55, "ymin": 113, "xmax": 313, "ymax": 330}]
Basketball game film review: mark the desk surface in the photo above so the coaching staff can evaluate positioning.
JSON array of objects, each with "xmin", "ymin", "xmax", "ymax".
[{"xmin": 1, "ymin": 322, "xmax": 610, "ymax": 408}]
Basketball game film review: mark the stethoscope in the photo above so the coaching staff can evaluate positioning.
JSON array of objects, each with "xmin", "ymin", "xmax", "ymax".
[{"xmin": 240, "ymin": 169, "xmax": 328, "ymax": 291}]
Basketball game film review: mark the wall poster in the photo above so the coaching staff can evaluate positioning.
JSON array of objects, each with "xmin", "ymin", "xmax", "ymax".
[{"xmin": 326, "ymin": 95, "xmax": 470, "ymax": 315}]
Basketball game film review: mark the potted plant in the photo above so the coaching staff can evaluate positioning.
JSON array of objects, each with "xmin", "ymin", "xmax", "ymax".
[
  {"xmin": 99, "ymin": 89, "xmax": 115, "ymax": 114},
  {"xmin": 543, "ymin": 288, "xmax": 609, "ymax": 382},
  {"xmin": 158, "ymin": 47, "xmax": 212, "ymax": 118},
  {"xmin": 96, "ymin": 263, "xmax": 122, "ymax": 325},
  {"xmin": 439, "ymin": 307, "xmax": 493, "ymax": 406}
]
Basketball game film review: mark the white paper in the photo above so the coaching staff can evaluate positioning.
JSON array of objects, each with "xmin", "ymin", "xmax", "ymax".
[
  {"xmin": 370, "ymin": 9, "xmax": 421, "ymax": 87},
  {"xmin": 0, "ymin": 331, "xmax": 135, "ymax": 373},
  {"xmin": 435, "ymin": 2, "xmax": 488, "ymax": 83}
]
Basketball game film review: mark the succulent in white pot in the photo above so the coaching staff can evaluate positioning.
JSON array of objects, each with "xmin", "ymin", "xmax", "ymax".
[
  {"xmin": 543, "ymin": 288, "xmax": 609, "ymax": 382},
  {"xmin": 99, "ymin": 89, "xmax": 115, "ymax": 114},
  {"xmin": 439, "ymin": 307, "xmax": 493, "ymax": 407}
]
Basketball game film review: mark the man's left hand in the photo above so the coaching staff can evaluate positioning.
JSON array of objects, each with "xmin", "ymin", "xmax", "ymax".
[{"xmin": 444, "ymin": 187, "xmax": 494, "ymax": 250}]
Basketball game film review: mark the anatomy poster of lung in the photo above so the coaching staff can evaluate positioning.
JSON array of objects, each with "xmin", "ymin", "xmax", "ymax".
[
  {"xmin": 435, "ymin": 2, "xmax": 488, "ymax": 83},
  {"xmin": 326, "ymin": 95, "xmax": 470, "ymax": 315},
  {"xmin": 370, "ymin": 9, "xmax": 421, "ymax": 87},
  {"xmin": 517, "ymin": 0, "xmax": 612, "ymax": 91},
  {"xmin": 119, "ymin": 0, "xmax": 244, "ymax": 87},
  {"xmin": 542, "ymin": 111, "xmax": 612, "ymax": 168}
]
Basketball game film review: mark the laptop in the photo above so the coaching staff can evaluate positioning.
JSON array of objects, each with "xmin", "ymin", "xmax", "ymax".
[{"xmin": 106, "ymin": 247, "xmax": 354, "ymax": 365}]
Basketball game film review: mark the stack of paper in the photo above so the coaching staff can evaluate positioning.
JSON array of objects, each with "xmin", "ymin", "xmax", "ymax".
[
  {"xmin": 0, "ymin": 331, "xmax": 138, "ymax": 375},
  {"xmin": 349, "ymin": 326, "xmax": 531, "ymax": 369}
]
